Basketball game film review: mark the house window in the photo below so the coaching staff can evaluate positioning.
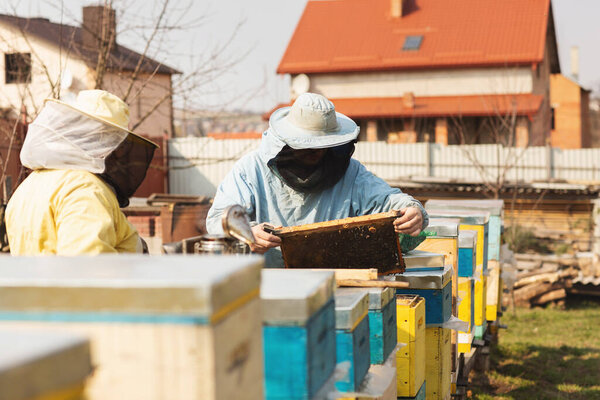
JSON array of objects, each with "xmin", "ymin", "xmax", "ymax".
[
  {"xmin": 551, "ymin": 107, "xmax": 556, "ymax": 130},
  {"xmin": 402, "ymin": 35, "xmax": 423, "ymax": 51},
  {"xmin": 5, "ymin": 53, "xmax": 32, "ymax": 84}
]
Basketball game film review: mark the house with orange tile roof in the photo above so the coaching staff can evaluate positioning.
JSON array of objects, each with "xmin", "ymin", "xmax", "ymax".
[{"xmin": 272, "ymin": 0, "xmax": 560, "ymax": 147}]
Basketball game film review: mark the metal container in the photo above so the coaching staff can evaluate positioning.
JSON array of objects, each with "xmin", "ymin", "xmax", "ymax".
[{"xmin": 195, "ymin": 234, "xmax": 250, "ymax": 255}]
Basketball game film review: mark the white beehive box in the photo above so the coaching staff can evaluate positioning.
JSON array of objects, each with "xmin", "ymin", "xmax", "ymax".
[{"xmin": 0, "ymin": 255, "xmax": 264, "ymax": 400}]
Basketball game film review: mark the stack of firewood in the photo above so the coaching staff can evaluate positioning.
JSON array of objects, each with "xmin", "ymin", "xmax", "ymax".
[{"xmin": 502, "ymin": 253, "xmax": 588, "ymax": 307}]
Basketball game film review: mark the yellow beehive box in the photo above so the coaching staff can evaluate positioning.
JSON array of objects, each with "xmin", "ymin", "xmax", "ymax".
[
  {"xmin": 396, "ymin": 295, "xmax": 425, "ymax": 398},
  {"xmin": 457, "ymin": 332, "xmax": 474, "ymax": 354},
  {"xmin": 396, "ymin": 295, "xmax": 425, "ymax": 344},
  {"xmin": 486, "ymin": 260, "xmax": 501, "ymax": 322},
  {"xmin": 474, "ymin": 264, "xmax": 487, "ymax": 327},
  {"xmin": 425, "ymin": 327, "xmax": 451, "ymax": 400},
  {"xmin": 457, "ymin": 277, "xmax": 473, "ymax": 334}
]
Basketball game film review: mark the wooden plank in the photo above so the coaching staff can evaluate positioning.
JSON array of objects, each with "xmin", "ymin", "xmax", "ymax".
[
  {"xmin": 532, "ymin": 288, "xmax": 567, "ymax": 304},
  {"xmin": 310, "ymin": 268, "xmax": 379, "ymax": 281},
  {"xmin": 337, "ymin": 279, "xmax": 409, "ymax": 289}
]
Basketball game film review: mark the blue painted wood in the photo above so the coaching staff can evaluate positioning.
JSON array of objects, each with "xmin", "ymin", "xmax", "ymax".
[
  {"xmin": 368, "ymin": 298, "xmax": 397, "ymax": 364},
  {"xmin": 263, "ymin": 299, "xmax": 336, "ymax": 400},
  {"xmin": 396, "ymin": 281, "xmax": 452, "ymax": 325},
  {"xmin": 474, "ymin": 323, "xmax": 486, "ymax": 340},
  {"xmin": 487, "ymin": 215, "xmax": 502, "ymax": 261},
  {"xmin": 458, "ymin": 248, "xmax": 475, "ymax": 277},
  {"xmin": 335, "ymin": 315, "xmax": 371, "ymax": 392},
  {"xmin": 398, "ymin": 381, "xmax": 426, "ymax": 400}
]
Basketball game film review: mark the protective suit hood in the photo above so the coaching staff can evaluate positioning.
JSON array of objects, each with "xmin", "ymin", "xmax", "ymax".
[{"xmin": 20, "ymin": 91, "xmax": 157, "ymax": 207}]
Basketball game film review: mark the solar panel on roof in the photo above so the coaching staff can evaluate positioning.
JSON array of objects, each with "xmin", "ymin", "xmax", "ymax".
[{"xmin": 402, "ymin": 35, "xmax": 423, "ymax": 51}]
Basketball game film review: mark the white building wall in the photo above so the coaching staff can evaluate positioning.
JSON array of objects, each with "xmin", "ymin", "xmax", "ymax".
[
  {"xmin": 302, "ymin": 67, "xmax": 533, "ymax": 99},
  {"xmin": 0, "ymin": 21, "xmax": 91, "ymax": 117}
]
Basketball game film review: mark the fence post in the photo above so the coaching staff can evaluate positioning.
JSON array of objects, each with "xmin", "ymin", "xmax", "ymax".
[
  {"xmin": 426, "ymin": 142, "xmax": 433, "ymax": 177},
  {"xmin": 546, "ymin": 145, "xmax": 553, "ymax": 181}
]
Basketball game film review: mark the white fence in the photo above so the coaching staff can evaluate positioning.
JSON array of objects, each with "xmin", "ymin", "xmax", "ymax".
[{"xmin": 168, "ymin": 138, "xmax": 600, "ymax": 196}]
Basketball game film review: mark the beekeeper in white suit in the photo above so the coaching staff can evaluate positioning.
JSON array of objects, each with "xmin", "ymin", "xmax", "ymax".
[
  {"xmin": 6, "ymin": 90, "xmax": 157, "ymax": 255},
  {"xmin": 207, "ymin": 92, "xmax": 428, "ymax": 267}
]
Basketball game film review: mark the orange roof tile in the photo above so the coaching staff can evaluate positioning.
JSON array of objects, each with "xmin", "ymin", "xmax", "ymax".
[
  {"xmin": 278, "ymin": 0, "xmax": 558, "ymax": 74},
  {"xmin": 264, "ymin": 94, "xmax": 543, "ymax": 120}
]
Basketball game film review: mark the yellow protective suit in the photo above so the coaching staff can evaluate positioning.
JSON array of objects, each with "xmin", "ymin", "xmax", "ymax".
[{"xmin": 6, "ymin": 169, "xmax": 141, "ymax": 255}]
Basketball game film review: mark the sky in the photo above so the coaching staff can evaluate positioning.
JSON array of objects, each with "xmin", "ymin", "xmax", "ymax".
[{"xmin": 2, "ymin": 0, "xmax": 599, "ymax": 113}]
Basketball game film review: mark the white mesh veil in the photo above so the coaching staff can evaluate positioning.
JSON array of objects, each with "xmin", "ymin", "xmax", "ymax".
[{"xmin": 20, "ymin": 101, "xmax": 128, "ymax": 173}]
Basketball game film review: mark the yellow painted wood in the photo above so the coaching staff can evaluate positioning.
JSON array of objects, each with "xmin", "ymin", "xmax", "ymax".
[
  {"xmin": 29, "ymin": 383, "xmax": 86, "ymax": 400},
  {"xmin": 474, "ymin": 265, "xmax": 487, "ymax": 327},
  {"xmin": 425, "ymin": 327, "xmax": 451, "ymax": 400},
  {"xmin": 457, "ymin": 332, "xmax": 473, "ymax": 354},
  {"xmin": 457, "ymin": 277, "xmax": 473, "ymax": 334},
  {"xmin": 396, "ymin": 295, "xmax": 425, "ymax": 344},
  {"xmin": 396, "ymin": 336, "xmax": 425, "ymax": 397},
  {"xmin": 396, "ymin": 295, "xmax": 425, "ymax": 398},
  {"xmin": 486, "ymin": 260, "xmax": 501, "ymax": 322}
]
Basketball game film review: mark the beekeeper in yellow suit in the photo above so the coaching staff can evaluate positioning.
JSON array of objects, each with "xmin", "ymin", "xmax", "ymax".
[{"xmin": 5, "ymin": 90, "xmax": 158, "ymax": 255}]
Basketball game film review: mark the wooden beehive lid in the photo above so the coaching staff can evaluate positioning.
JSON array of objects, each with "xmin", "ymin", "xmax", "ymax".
[
  {"xmin": 0, "ymin": 330, "xmax": 91, "ymax": 400},
  {"xmin": 340, "ymin": 287, "xmax": 395, "ymax": 310},
  {"xmin": 425, "ymin": 209, "xmax": 490, "ymax": 225},
  {"xmin": 459, "ymin": 230, "xmax": 478, "ymax": 248},
  {"xmin": 426, "ymin": 199, "xmax": 504, "ymax": 216},
  {"xmin": 392, "ymin": 265, "xmax": 453, "ymax": 289},
  {"xmin": 273, "ymin": 211, "xmax": 405, "ymax": 273},
  {"xmin": 403, "ymin": 250, "xmax": 445, "ymax": 269},
  {"xmin": 334, "ymin": 288, "xmax": 369, "ymax": 330},
  {"xmin": 395, "ymin": 294, "xmax": 422, "ymax": 308},
  {"xmin": 0, "ymin": 255, "xmax": 262, "ymax": 322},
  {"xmin": 426, "ymin": 218, "xmax": 461, "ymax": 238},
  {"xmin": 260, "ymin": 269, "xmax": 335, "ymax": 325}
]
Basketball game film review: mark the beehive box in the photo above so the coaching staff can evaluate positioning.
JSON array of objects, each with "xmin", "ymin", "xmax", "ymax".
[
  {"xmin": 458, "ymin": 230, "xmax": 477, "ymax": 277},
  {"xmin": 425, "ymin": 200, "xmax": 503, "ymax": 262},
  {"xmin": 396, "ymin": 295, "xmax": 425, "ymax": 398},
  {"xmin": 274, "ymin": 211, "xmax": 405, "ymax": 274},
  {"xmin": 416, "ymin": 218, "xmax": 460, "ymax": 379},
  {"xmin": 342, "ymin": 287, "xmax": 397, "ymax": 365},
  {"xmin": 474, "ymin": 265, "xmax": 488, "ymax": 339},
  {"xmin": 457, "ymin": 331, "xmax": 474, "ymax": 354},
  {"xmin": 261, "ymin": 269, "xmax": 336, "ymax": 400},
  {"xmin": 0, "ymin": 255, "xmax": 264, "ymax": 400},
  {"xmin": 0, "ymin": 330, "xmax": 92, "ymax": 400},
  {"xmin": 402, "ymin": 250, "xmax": 445, "ymax": 272},
  {"xmin": 486, "ymin": 260, "xmax": 501, "ymax": 322},
  {"xmin": 395, "ymin": 266, "xmax": 453, "ymax": 325},
  {"xmin": 334, "ymin": 289, "xmax": 371, "ymax": 392},
  {"xmin": 424, "ymin": 209, "xmax": 490, "ymax": 274},
  {"xmin": 425, "ymin": 327, "xmax": 451, "ymax": 400},
  {"xmin": 457, "ymin": 277, "xmax": 475, "ymax": 334}
]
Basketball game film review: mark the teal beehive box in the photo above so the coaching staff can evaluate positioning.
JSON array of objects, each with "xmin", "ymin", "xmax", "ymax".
[
  {"xmin": 342, "ymin": 287, "xmax": 397, "ymax": 365},
  {"xmin": 458, "ymin": 230, "xmax": 477, "ymax": 277},
  {"xmin": 334, "ymin": 288, "xmax": 371, "ymax": 392},
  {"xmin": 261, "ymin": 269, "xmax": 336, "ymax": 400}
]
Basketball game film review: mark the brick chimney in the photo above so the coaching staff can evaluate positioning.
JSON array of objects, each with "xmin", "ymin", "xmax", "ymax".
[
  {"xmin": 391, "ymin": 0, "xmax": 406, "ymax": 18},
  {"xmin": 82, "ymin": 5, "xmax": 116, "ymax": 50}
]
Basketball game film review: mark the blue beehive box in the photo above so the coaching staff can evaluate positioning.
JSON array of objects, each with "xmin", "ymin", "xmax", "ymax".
[
  {"xmin": 334, "ymin": 289, "xmax": 371, "ymax": 392},
  {"xmin": 394, "ymin": 265, "xmax": 453, "ymax": 326},
  {"xmin": 342, "ymin": 287, "xmax": 397, "ymax": 365},
  {"xmin": 398, "ymin": 381, "xmax": 426, "ymax": 400},
  {"xmin": 458, "ymin": 230, "xmax": 477, "ymax": 277},
  {"xmin": 261, "ymin": 269, "xmax": 337, "ymax": 400}
]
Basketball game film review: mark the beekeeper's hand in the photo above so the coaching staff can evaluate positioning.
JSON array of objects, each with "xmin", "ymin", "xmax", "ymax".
[
  {"xmin": 393, "ymin": 207, "xmax": 423, "ymax": 237},
  {"xmin": 250, "ymin": 223, "xmax": 282, "ymax": 254}
]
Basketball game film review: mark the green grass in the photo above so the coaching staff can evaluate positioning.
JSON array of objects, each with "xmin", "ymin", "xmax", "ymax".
[{"xmin": 471, "ymin": 301, "xmax": 600, "ymax": 400}]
